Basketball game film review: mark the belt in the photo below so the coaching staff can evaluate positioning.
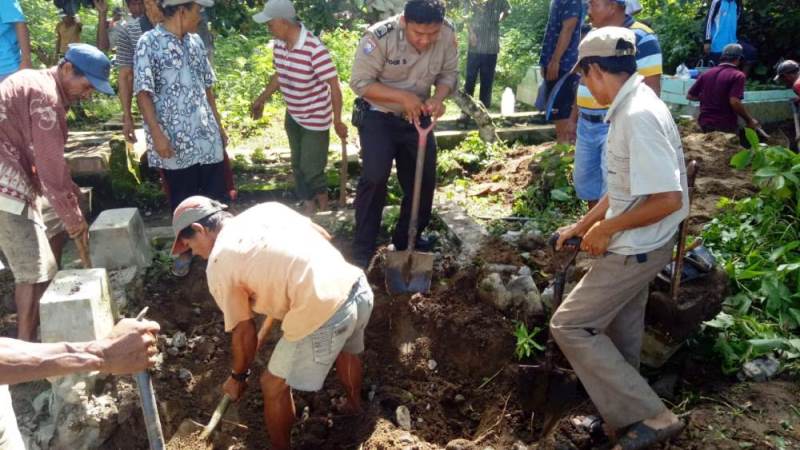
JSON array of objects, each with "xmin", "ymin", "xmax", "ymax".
[
  {"xmin": 580, "ymin": 112, "xmax": 606, "ymax": 123},
  {"xmin": 368, "ymin": 107, "xmax": 404, "ymax": 119}
]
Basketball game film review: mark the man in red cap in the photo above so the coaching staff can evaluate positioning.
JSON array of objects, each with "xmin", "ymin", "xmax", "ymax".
[
  {"xmin": 0, "ymin": 43, "xmax": 114, "ymax": 341},
  {"xmin": 170, "ymin": 196, "xmax": 373, "ymax": 450}
]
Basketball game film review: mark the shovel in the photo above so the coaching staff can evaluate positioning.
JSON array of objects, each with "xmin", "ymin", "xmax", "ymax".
[
  {"xmin": 384, "ymin": 118, "xmax": 436, "ymax": 295},
  {"xmin": 339, "ymin": 140, "xmax": 348, "ymax": 207},
  {"xmin": 167, "ymin": 316, "xmax": 275, "ymax": 446},
  {"xmin": 133, "ymin": 307, "xmax": 166, "ymax": 450},
  {"xmin": 518, "ymin": 234, "xmax": 582, "ymax": 437}
]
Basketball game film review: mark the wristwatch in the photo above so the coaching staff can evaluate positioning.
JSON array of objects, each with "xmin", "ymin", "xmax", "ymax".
[{"xmin": 231, "ymin": 369, "xmax": 250, "ymax": 382}]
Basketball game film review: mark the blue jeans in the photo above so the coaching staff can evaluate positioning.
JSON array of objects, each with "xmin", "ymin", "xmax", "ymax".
[{"xmin": 574, "ymin": 110, "xmax": 609, "ymax": 201}]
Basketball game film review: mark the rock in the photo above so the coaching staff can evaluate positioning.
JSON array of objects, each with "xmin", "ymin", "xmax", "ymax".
[
  {"xmin": 541, "ymin": 284, "xmax": 554, "ymax": 310},
  {"xmin": 517, "ymin": 266, "xmax": 532, "ymax": 277},
  {"xmin": 454, "ymin": 394, "xmax": 466, "ymax": 404},
  {"xmin": 507, "ymin": 274, "xmax": 543, "ymax": 316},
  {"xmin": 652, "ymin": 373, "xmax": 680, "ymax": 400},
  {"xmin": 178, "ymin": 368, "xmax": 193, "ymax": 382},
  {"xmin": 511, "ymin": 442, "xmax": 528, "ymax": 450},
  {"xmin": 477, "ymin": 273, "xmax": 511, "ymax": 311},
  {"xmin": 739, "ymin": 356, "xmax": 780, "ymax": 382},
  {"xmin": 395, "ymin": 405, "xmax": 412, "ymax": 430},
  {"xmin": 484, "ymin": 264, "xmax": 519, "ymax": 274},
  {"xmin": 166, "ymin": 347, "xmax": 179, "ymax": 356},
  {"xmin": 518, "ymin": 229, "xmax": 546, "ymax": 250},
  {"xmin": 501, "ymin": 230, "xmax": 522, "ymax": 245},
  {"xmin": 427, "ymin": 359, "xmax": 438, "ymax": 371},
  {"xmin": 397, "ymin": 431, "xmax": 415, "ymax": 445},
  {"xmin": 172, "ymin": 331, "xmax": 188, "ymax": 349},
  {"xmin": 32, "ymin": 390, "xmax": 51, "ymax": 415},
  {"xmin": 446, "ymin": 438, "xmax": 477, "ymax": 449}
]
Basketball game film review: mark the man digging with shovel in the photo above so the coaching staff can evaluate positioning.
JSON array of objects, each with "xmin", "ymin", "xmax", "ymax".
[
  {"xmin": 170, "ymin": 196, "xmax": 373, "ymax": 450},
  {"xmin": 551, "ymin": 27, "xmax": 688, "ymax": 449}
]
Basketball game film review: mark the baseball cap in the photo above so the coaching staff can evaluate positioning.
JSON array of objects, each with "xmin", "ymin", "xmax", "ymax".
[
  {"xmin": 253, "ymin": 0, "xmax": 296, "ymax": 24},
  {"xmin": 64, "ymin": 44, "xmax": 114, "ymax": 95},
  {"xmin": 721, "ymin": 43, "xmax": 744, "ymax": 60},
  {"xmin": 170, "ymin": 195, "xmax": 227, "ymax": 255},
  {"xmin": 571, "ymin": 27, "xmax": 636, "ymax": 73},
  {"xmin": 160, "ymin": 0, "xmax": 214, "ymax": 7},
  {"xmin": 774, "ymin": 60, "xmax": 800, "ymax": 81}
]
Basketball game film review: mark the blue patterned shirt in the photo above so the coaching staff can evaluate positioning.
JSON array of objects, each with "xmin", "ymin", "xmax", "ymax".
[
  {"xmin": 133, "ymin": 25, "xmax": 222, "ymax": 170},
  {"xmin": 539, "ymin": 0, "xmax": 584, "ymax": 72}
]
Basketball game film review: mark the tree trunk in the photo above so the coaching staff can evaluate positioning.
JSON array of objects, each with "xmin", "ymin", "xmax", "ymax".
[{"xmin": 451, "ymin": 90, "xmax": 500, "ymax": 143}]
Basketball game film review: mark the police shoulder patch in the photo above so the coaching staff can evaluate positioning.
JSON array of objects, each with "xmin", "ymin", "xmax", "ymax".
[
  {"xmin": 373, "ymin": 22, "xmax": 395, "ymax": 39},
  {"xmin": 363, "ymin": 39, "xmax": 376, "ymax": 55}
]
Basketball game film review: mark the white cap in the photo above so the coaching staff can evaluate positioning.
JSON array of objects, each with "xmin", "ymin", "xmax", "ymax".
[
  {"xmin": 161, "ymin": 0, "xmax": 214, "ymax": 7},
  {"xmin": 625, "ymin": 0, "xmax": 643, "ymax": 15},
  {"xmin": 253, "ymin": 0, "xmax": 296, "ymax": 24}
]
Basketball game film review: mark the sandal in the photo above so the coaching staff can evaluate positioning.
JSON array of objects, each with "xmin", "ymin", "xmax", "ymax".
[{"xmin": 614, "ymin": 420, "xmax": 684, "ymax": 450}]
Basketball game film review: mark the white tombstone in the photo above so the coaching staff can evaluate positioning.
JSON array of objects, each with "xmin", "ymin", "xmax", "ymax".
[
  {"xmin": 89, "ymin": 208, "xmax": 152, "ymax": 270},
  {"xmin": 39, "ymin": 269, "xmax": 117, "ymax": 344}
]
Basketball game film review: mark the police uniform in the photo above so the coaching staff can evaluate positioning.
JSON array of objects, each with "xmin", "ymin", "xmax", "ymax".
[{"xmin": 349, "ymin": 15, "xmax": 459, "ymax": 268}]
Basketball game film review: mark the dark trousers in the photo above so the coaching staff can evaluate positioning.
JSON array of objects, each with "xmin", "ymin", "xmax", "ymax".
[
  {"xmin": 464, "ymin": 52, "xmax": 498, "ymax": 108},
  {"xmin": 162, "ymin": 161, "xmax": 228, "ymax": 211},
  {"xmin": 352, "ymin": 111, "xmax": 437, "ymax": 266}
]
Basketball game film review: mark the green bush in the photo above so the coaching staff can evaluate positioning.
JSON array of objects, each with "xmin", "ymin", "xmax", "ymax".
[{"xmin": 702, "ymin": 145, "xmax": 800, "ymax": 374}]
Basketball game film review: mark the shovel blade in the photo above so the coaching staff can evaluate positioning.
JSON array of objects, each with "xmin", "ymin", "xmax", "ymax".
[
  {"xmin": 167, "ymin": 419, "xmax": 206, "ymax": 446},
  {"xmin": 384, "ymin": 250, "xmax": 434, "ymax": 294}
]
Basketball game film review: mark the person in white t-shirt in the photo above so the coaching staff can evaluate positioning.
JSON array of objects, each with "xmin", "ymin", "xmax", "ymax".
[{"xmin": 552, "ymin": 27, "xmax": 687, "ymax": 449}]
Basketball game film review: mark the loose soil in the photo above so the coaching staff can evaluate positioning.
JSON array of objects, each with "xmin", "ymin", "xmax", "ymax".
[{"xmin": 3, "ymin": 127, "xmax": 799, "ymax": 449}]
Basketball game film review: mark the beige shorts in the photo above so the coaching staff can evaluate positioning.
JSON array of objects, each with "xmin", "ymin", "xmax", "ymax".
[
  {"xmin": 40, "ymin": 197, "xmax": 65, "ymax": 239},
  {"xmin": 0, "ymin": 386, "xmax": 23, "ymax": 450},
  {"xmin": 0, "ymin": 204, "xmax": 58, "ymax": 285}
]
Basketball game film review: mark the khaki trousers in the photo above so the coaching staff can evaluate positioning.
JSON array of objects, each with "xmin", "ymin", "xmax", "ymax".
[{"xmin": 550, "ymin": 240, "xmax": 674, "ymax": 429}]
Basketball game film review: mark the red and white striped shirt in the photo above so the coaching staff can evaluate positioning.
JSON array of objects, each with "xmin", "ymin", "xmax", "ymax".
[{"xmin": 274, "ymin": 25, "xmax": 337, "ymax": 131}]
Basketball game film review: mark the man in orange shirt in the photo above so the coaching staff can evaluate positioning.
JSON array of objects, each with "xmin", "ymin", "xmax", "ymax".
[{"xmin": 170, "ymin": 196, "xmax": 373, "ymax": 450}]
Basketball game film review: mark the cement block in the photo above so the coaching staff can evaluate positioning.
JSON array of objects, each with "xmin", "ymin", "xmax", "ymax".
[
  {"xmin": 65, "ymin": 145, "xmax": 110, "ymax": 176},
  {"xmin": 40, "ymin": 269, "xmax": 117, "ymax": 343},
  {"xmin": 89, "ymin": 208, "xmax": 152, "ymax": 270}
]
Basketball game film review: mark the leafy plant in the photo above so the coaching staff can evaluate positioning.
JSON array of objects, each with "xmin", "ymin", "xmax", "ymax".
[
  {"xmin": 437, "ymin": 132, "xmax": 507, "ymax": 183},
  {"xmin": 514, "ymin": 321, "xmax": 545, "ymax": 360},
  {"xmin": 702, "ymin": 144, "xmax": 800, "ymax": 374}
]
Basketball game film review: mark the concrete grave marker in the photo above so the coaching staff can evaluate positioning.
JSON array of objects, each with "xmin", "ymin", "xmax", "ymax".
[
  {"xmin": 40, "ymin": 269, "xmax": 117, "ymax": 343},
  {"xmin": 89, "ymin": 208, "xmax": 152, "ymax": 270}
]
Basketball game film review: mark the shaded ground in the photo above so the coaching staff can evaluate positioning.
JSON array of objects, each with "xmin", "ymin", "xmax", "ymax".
[{"xmin": 2, "ymin": 126, "xmax": 799, "ymax": 449}]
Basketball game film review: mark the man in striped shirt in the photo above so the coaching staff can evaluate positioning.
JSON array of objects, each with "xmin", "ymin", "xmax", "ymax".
[
  {"xmin": 250, "ymin": 0, "xmax": 347, "ymax": 215},
  {"xmin": 570, "ymin": 0, "xmax": 662, "ymax": 208}
]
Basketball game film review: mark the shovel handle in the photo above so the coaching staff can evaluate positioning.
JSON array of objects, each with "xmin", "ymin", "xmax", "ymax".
[
  {"xmin": 408, "ymin": 117, "xmax": 436, "ymax": 253},
  {"xmin": 132, "ymin": 309, "xmax": 165, "ymax": 450},
  {"xmin": 202, "ymin": 317, "xmax": 274, "ymax": 440},
  {"xmin": 339, "ymin": 140, "xmax": 348, "ymax": 207},
  {"xmin": 547, "ymin": 233, "xmax": 582, "ymax": 251},
  {"xmin": 200, "ymin": 394, "xmax": 231, "ymax": 440},
  {"xmin": 75, "ymin": 232, "xmax": 92, "ymax": 268}
]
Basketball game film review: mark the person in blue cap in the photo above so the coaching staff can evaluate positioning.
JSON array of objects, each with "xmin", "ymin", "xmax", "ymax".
[{"xmin": 0, "ymin": 42, "xmax": 114, "ymax": 342}]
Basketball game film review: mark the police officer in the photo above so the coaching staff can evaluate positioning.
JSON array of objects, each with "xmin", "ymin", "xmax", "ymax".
[{"xmin": 349, "ymin": 0, "xmax": 458, "ymax": 269}]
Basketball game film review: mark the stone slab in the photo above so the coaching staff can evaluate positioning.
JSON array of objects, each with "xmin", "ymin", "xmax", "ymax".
[
  {"xmin": 435, "ymin": 199, "xmax": 488, "ymax": 267},
  {"xmin": 40, "ymin": 269, "xmax": 117, "ymax": 343},
  {"xmin": 89, "ymin": 208, "xmax": 152, "ymax": 270},
  {"xmin": 65, "ymin": 145, "xmax": 109, "ymax": 177}
]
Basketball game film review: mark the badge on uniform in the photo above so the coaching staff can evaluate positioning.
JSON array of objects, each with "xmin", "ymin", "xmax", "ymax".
[{"xmin": 363, "ymin": 39, "xmax": 376, "ymax": 55}]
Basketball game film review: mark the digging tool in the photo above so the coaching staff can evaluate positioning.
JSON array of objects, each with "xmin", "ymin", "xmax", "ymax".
[
  {"xmin": 133, "ymin": 307, "xmax": 166, "ymax": 450},
  {"xmin": 792, "ymin": 101, "xmax": 800, "ymax": 147},
  {"xmin": 339, "ymin": 140, "xmax": 348, "ymax": 207},
  {"xmin": 518, "ymin": 233, "xmax": 582, "ymax": 437},
  {"xmin": 74, "ymin": 232, "xmax": 92, "ymax": 268},
  {"xmin": 649, "ymin": 160, "xmax": 699, "ymax": 329},
  {"xmin": 168, "ymin": 316, "xmax": 275, "ymax": 445},
  {"xmin": 384, "ymin": 118, "xmax": 436, "ymax": 295}
]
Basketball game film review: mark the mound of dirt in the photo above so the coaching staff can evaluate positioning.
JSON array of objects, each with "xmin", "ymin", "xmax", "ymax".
[{"xmin": 681, "ymin": 132, "xmax": 756, "ymax": 233}]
